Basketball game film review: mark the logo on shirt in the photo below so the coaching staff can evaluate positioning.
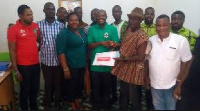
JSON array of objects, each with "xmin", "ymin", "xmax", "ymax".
[
  {"xmin": 33, "ymin": 28, "xmax": 38, "ymax": 38},
  {"xmin": 20, "ymin": 29, "xmax": 26, "ymax": 37},
  {"xmin": 104, "ymin": 32, "xmax": 109, "ymax": 38},
  {"xmin": 169, "ymin": 47, "xmax": 176, "ymax": 49}
]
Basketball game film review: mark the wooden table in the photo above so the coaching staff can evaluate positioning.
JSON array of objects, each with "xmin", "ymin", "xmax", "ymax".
[{"xmin": 0, "ymin": 67, "xmax": 15, "ymax": 110}]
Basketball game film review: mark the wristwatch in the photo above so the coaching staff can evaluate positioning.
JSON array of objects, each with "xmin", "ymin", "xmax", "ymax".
[
  {"xmin": 63, "ymin": 67, "xmax": 69, "ymax": 72},
  {"xmin": 176, "ymin": 78, "xmax": 181, "ymax": 84},
  {"xmin": 13, "ymin": 70, "xmax": 20, "ymax": 75}
]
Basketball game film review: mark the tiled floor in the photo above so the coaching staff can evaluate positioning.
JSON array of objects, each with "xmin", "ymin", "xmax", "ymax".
[
  {"xmin": 13, "ymin": 87, "xmax": 148, "ymax": 110},
  {"xmin": 12, "ymin": 74, "xmax": 148, "ymax": 110}
]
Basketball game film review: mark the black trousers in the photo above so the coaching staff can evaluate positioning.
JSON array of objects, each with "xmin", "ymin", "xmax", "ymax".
[
  {"xmin": 91, "ymin": 71, "xmax": 111, "ymax": 109},
  {"xmin": 63, "ymin": 67, "xmax": 85, "ymax": 102},
  {"xmin": 176, "ymin": 56, "xmax": 200, "ymax": 110},
  {"xmin": 145, "ymin": 88, "xmax": 154, "ymax": 110},
  {"xmin": 119, "ymin": 81, "xmax": 142, "ymax": 110},
  {"xmin": 18, "ymin": 64, "xmax": 40, "ymax": 110},
  {"xmin": 110, "ymin": 74, "xmax": 117, "ymax": 99},
  {"xmin": 41, "ymin": 64, "xmax": 63, "ymax": 106}
]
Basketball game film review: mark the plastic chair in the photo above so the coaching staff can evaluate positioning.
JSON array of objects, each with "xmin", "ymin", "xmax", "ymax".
[{"xmin": 0, "ymin": 52, "xmax": 10, "ymax": 62}]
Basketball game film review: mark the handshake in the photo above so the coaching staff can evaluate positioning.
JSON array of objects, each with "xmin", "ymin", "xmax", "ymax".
[{"xmin": 101, "ymin": 40, "xmax": 118, "ymax": 48}]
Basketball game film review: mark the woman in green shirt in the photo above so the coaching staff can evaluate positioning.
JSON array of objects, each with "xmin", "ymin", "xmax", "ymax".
[{"xmin": 56, "ymin": 12, "xmax": 87, "ymax": 110}]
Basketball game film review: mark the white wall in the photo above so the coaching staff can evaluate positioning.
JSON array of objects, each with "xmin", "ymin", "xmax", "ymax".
[
  {"xmin": 82, "ymin": 0, "xmax": 154, "ymax": 24},
  {"xmin": 0, "ymin": 0, "xmax": 200, "ymax": 52},
  {"xmin": 153, "ymin": 0, "xmax": 200, "ymax": 36},
  {"xmin": 0, "ymin": 0, "xmax": 58, "ymax": 52}
]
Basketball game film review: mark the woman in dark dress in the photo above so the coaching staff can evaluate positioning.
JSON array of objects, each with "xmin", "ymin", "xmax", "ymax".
[{"xmin": 56, "ymin": 12, "xmax": 87, "ymax": 110}]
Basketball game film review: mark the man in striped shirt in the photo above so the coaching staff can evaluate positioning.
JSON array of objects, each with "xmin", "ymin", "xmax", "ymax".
[{"xmin": 37, "ymin": 2, "xmax": 64, "ymax": 109}]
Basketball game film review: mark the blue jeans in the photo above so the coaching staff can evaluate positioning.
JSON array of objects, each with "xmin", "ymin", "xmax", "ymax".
[{"xmin": 151, "ymin": 86, "xmax": 176, "ymax": 110}]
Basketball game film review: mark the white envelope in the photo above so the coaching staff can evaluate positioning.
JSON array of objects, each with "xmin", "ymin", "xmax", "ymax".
[{"xmin": 93, "ymin": 51, "xmax": 120, "ymax": 66}]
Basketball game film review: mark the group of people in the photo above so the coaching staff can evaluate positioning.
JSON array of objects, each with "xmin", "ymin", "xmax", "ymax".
[{"xmin": 7, "ymin": 2, "xmax": 200, "ymax": 110}]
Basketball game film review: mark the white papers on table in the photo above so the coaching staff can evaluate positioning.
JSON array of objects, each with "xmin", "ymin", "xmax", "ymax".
[{"xmin": 0, "ymin": 71, "xmax": 5, "ymax": 77}]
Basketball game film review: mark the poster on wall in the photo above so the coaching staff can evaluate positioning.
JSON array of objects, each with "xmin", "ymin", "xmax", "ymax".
[{"xmin": 58, "ymin": 0, "xmax": 82, "ymax": 12}]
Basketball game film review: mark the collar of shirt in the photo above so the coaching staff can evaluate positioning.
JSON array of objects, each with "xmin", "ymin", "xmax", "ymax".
[
  {"xmin": 56, "ymin": 19, "xmax": 65, "ymax": 25},
  {"xmin": 141, "ymin": 22, "xmax": 156, "ymax": 28},
  {"xmin": 156, "ymin": 33, "xmax": 172, "ymax": 43},
  {"xmin": 80, "ymin": 21, "xmax": 86, "ymax": 24},
  {"xmin": 16, "ymin": 20, "xmax": 34, "ymax": 29},
  {"xmin": 79, "ymin": 21, "xmax": 88, "ymax": 27},
  {"xmin": 90, "ymin": 21, "xmax": 97, "ymax": 26},
  {"xmin": 170, "ymin": 26, "xmax": 186, "ymax": 33},
  {"xmin": 127, "ymin": 28, "xmax": 142, "ymax": 35},
  {"xmin": 177, "ymin": 27, "xmax": 187, "ymax": 33},
  {"xmin": 44, "ymin": 19, "xmax": 60, "ymax": 25},
  {"xmin": 111, "ymin": 20, "xmax": 125, "ymax": 26},
  {"xmin": 95, "ymin": 22, "xmax": 109, "ymax": 29}
]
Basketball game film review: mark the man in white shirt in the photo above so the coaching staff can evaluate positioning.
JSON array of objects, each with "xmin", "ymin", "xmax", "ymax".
[
  {"xmin": 111, "ymin": 5, "xmax": 128, "ymax": 42},
  {"xmin": 110, "ymin": 5, "xmax": 128, "ymax": 105},
  {"xmin": 148, "ymin": 14, "xmax": 192, "ymax": 110}
]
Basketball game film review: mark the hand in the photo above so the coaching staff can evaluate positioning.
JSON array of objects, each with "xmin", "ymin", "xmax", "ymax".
[
  {"xmin": 38, "ymin": 45, "xmax": 41, "ymax": 51},
  {"xmin": 64, "ymin": 70, "xmax": 71, "ymax": 79},
  {"xmin": 113, "ymin": 57, "xmax": 125, "ymax": 61},
  {"xmin": 145, "ymin": 76, "xmax": 151, "ymax": 90},
  {"xmin": 173, "ymin": 85, "xmax": 182, "ymax": 101},
  {"xmin": 108, "ymin": 41, "xmax": 118, "ymax": 48},
  {"xmin": 101, "ymin": 41, "xmax": 111, "ymax": 48},
  {"xmin": 15, "ymin": 72, "xmax": 23, "ymax": 82}
]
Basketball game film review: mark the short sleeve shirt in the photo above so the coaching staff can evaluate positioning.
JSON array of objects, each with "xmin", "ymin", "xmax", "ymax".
[
  {"xmin": 149, "ymin": 33, "xmax": 192, "ymax": 89},
  {"xmin": 7, "ymin": 20, "xmax": 40, "ymax": 65},
  {"xmin": 37, "ymin": 19, "xmax": 64, "ymax": 66},
  {"xmin": 171, "ymin": 27, "xmax": 198, "ymax": 51},
  {"xmin": 111, "ymin": 29, "xmax": 148, "ymax": 85},
  {"xmin": 88, "ymin": 23, "xmax": 119, "ymax": 72}
]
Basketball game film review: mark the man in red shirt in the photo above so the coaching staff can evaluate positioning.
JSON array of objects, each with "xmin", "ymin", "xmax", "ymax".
[{"xmin": 7, "ymin": 5, "xmax": 40, "ymax": 110}]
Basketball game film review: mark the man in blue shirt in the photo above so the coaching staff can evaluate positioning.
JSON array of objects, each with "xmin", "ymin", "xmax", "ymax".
[{"xmin": 37, "ymin": 2, "xmax": 64, "ymax": 109}]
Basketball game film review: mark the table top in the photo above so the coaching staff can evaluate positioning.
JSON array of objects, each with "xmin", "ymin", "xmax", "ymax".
[{"xmin": 0, "ymin": 67, "xmax": 12, "ymax": 84}]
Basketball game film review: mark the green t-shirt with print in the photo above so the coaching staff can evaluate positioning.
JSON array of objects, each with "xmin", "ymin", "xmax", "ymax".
[{"xmin": 88, "ymin": 23, "xmax": 119, "ymax": 72}]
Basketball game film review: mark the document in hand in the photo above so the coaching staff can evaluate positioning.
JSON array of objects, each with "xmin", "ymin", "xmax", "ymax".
[{"xmin": 93, "ymin": 51, "xmax": 120, "ymax": 66}]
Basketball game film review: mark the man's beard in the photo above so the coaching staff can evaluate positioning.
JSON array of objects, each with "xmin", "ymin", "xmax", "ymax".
[
  {"xmin": 145, "ymin": 20, "xmax": 153, "ymax": 25},
  {"xmin": 172, "ymin": 25, "xmax": 181, "ymax": 31},
  {"xmin": 59, "ymin": 19, "xmax": 65, "ymax": 23},
  {"xmin": 24, "ymin": 20, "xmax": 32, "ymax": 25}
]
